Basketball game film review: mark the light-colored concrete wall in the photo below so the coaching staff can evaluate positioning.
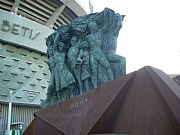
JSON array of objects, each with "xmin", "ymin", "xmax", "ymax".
[
  {"xmin": 61, "ymin": 0, "xmax": 86, "ymax": 16},
  {"xmin": 0, "ymin": 10, "xmax": 53, "ymax": 106},
  {"xmin": 0, "ymin": 9, "xmax": 54, "ymax": 54},
  {"xmin": 0, "ymin": 42, "xmax": 50, "ymax": 105}
]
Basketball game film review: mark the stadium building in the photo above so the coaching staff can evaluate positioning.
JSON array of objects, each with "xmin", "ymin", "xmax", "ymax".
[{"xmin": 0, "ymin": 0, "xmax": 86, "ymax": 133}]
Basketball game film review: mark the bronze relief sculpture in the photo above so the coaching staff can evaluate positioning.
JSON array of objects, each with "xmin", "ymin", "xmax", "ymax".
[{"xmin": 42, "ymin": 8, "xmax": 126, "ymax": 107}]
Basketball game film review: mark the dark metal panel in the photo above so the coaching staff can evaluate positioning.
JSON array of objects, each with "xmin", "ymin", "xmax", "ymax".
[
  {"xmin": 31, "ymin": 73, "xmax": 134, "ymax": 135},
  {"xmin": 24, "ymin": 66, "xmax": 180, "ymax": 135},
  {"xmin": 23, "ymin": 119, "xmax": 35, "ymax": 135}
]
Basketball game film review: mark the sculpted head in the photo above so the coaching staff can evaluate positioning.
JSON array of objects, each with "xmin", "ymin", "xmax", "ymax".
[
  {"xmin": 47, "ymin": 47, "xmax": 54, "ymax": 57},
  {"xmin": 70, "ymin": 36, "xmax": 78, "ymax": 46},
  {"xmin": 58, "ymin": 25, "xmax": 70, "ymax": 42},
  {"xmin": 80, "ymin": 40, "xmax": 89, "ymax": 48},
  {"xmin": 88, "ymin": 20, "xmax": 98, "ymax": 32},
  {"xmin": 86, "ymin": 35, "xmax": 95, "ymax": 47},
  {"xmin": 57, "ymin": 42, "xmax": 65, "ymax": 52}
]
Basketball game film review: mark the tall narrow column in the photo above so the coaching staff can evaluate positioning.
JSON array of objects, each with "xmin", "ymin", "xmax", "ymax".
[
  {"xmin": 11, "ymin": 0, "xmax": 21, "ymax": 14},
  {"xmin": 7, "ymin": 91, "xmax": 13, "ymax": 135}
]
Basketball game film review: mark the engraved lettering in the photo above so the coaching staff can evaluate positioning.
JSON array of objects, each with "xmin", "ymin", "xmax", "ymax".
[
  {"xmin": 80, "ymin": 101, "xmax": 83, "ymax": 105},
  {"xmin": 21, "ymin": 26, "xmax": 30, "ymax": 36},
  {"xmin": 29, "ymin": 29, "xmax": 33, "ymax": 39},
  {"xmin": 75, "ymin": 103, "xmax": 78, "ymax": 107},
  {"xmin": 70, "ymin": 98, "xmax": 89, "ymax": 109},
  {"xmin": 1, "ymin": 20, "xmax": 11, "ymax": 32},
  {"xmin": 84, "ymin": 99, "xmax": 88, "ymax": 103},
  {"xmin": 12, "ymin": 23, "xmax": 20, "ymax": 35},
  {"xmin": 31, "ymin": 32, "xmax": 40, "ymax": 40},
  {"xmin": 1, "ymin": 20, "xmax": 41, "ymax": 40}
]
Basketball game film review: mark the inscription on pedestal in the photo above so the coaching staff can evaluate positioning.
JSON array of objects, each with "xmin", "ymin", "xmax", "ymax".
[{"xmin": 70, "ymin": 98, "xmax": 88, "ymax": 109}]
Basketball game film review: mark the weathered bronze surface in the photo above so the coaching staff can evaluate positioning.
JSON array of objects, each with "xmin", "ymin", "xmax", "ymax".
[
  {"xmin": 24, "ymin": 66, "xmax": 180, "ymax": 135},
  {"xmin": 42, "ymin": 8, "xmax": 126, "ymax": 107}
]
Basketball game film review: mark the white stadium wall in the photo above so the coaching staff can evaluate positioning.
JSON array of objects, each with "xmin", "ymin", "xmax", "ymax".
[{"xmin": 0, "ymin": 0, "xmax": 86, "ymax": 133}]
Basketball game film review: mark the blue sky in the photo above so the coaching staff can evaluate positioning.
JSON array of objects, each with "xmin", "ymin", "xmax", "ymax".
[{"xmin": 77, "ymin": 0, "xmax": 180, "ymax": 74}]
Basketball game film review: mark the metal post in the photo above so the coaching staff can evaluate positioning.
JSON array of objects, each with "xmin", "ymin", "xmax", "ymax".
[
  {"xmin": 11, "ymin": 0, "xmax": 20, "ymax": 14},
  {"xmin": 89, "ymin": 0, "xmax": 93, "ymax": 13},
  {"xmin": 7, "ymin": 91, "xmax": 13, "ymax": 135}
]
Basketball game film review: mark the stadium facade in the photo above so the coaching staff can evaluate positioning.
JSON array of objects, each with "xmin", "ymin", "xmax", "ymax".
[{"xmin": 0, "ymin": 0, "xmax": 86, "ymax": 134}]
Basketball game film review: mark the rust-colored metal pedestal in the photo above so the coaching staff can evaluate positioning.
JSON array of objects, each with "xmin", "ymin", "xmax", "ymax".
[{"xmin": 24, "ymin": 66, "xmax": 180, "ymax": 135}]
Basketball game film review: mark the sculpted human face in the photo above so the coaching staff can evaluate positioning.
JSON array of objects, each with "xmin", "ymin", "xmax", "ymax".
[
  {"xmin": 57, "ymin": 42, "xmax": 64, "ymax": 52},
  {"xmin": 89, "ymin": 21, "xmax": 98, "ymax": 32},
  {"xmin": 70, "ymin": 37, "xmax": 78, "ymax": 46},
  {"xmin": 48, "ymin": 48, "xmax": 53, "ymax": 56}
]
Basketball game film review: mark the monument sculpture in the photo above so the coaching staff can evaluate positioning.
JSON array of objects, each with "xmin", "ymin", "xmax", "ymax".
[
  {"xmin": 42, "ymin": 8, "xmax": 126, "ymax": 107},
  {"xmin": 24, "ymin": 8, "xmax": 180, "ymax": 135}
]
